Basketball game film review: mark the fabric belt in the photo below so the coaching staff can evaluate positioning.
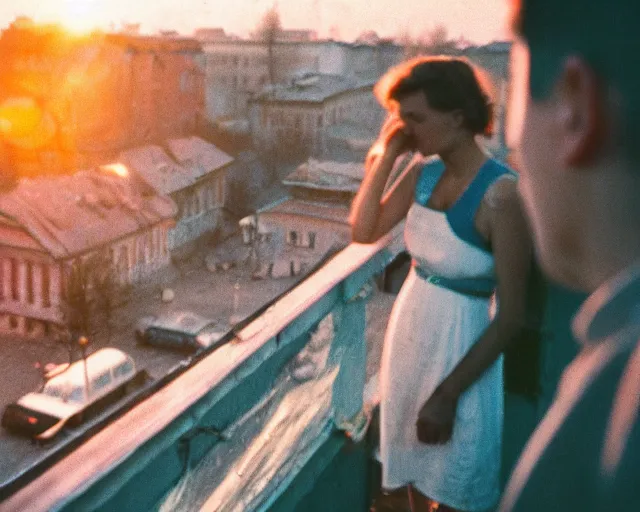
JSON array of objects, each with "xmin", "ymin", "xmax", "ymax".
[{"xmin": 412, "ymin": 262, "xmax": 495, "ymax": 299}]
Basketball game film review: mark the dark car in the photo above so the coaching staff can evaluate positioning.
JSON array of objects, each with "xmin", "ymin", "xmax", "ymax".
[{"xmin": 135, "ymin": 311, "xmax": 229, "ymax": 353}]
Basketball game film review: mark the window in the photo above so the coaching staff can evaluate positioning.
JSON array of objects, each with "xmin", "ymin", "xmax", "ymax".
[
  {"xmin": 0, "ymin": 259, "xmax": 4, "ymax": 301},
  {"xmin": 192, "ymin": 189, "xmax": 200, "ymax": 213},
  {"xmin": 287, "ymin": 231, "xmax": 298, "ymax": 246},
  {"xmin": 119, "ymin": 246, "xmax": 129, "ymax": 274},
  {"xmin": 217, "ymin": 177, "xmax": 225, "ymax": 204},
  {"xmin": 93, "ymin": 372, "xmax": 111, "ymax": 391},
  {"xmin": 44, "ymin": 384, "xmax": 63, "ymax": 399},
  {"xmin": 26, "ymin": 262, "xmax": 34, "ymax": 304},
  {"xmin": 26, "ymin": 318, "xmax": 36, "ymax": 333},
  {"xmin": 137, "ymin": 236, "xmax": 145, "ymax": 265},
  {"xmin": 114, "ymin": 360, "xmax": 134, "ymax": 379},
  {"xmin": 179, "ymin": 71, "xmax": 191, "ymax": 92},
  {"xmin": 42, "ymin": 264, "xmax": 50, "ymax": 307},
  {"xmin": 146, "ymin": 231, "xmax": 153, "ymax": 262},
  {"xmin": 9, "ymin": 316, "xmax": 18, "ymax": 329},
  {"xmin": 309, "ymin": 232, "xmax": 316, "ymax": 249},
  {"xmin": 68, "ymin": 386, "xmax": 85, "ymax": 403},
  {"xmin": 11, "ymin": 259, "xmax": 19, "ymax": 301}
]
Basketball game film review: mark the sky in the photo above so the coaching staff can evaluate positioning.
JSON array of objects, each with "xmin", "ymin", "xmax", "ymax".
[{"xmin": 0, "ymin": 0, "xmax": 512, "ymax": 43}]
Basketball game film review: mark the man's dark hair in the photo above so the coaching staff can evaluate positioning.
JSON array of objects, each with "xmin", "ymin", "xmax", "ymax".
[
  {"xmin": 374, "ymin": 56, "xmax": 494, "ymax": 137},
  {"xmin": 512, "ymin": 0, "xmax": 640, "ymax": 160}
]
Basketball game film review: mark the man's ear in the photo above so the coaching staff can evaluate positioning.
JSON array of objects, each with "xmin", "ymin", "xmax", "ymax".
[
  {"xmin": 557, "ymin": 56, "xmax": 607, "ymax": 166},
  {"xmin": 450, "ymin": 109, "xmax": 465, "ymax": 130}
]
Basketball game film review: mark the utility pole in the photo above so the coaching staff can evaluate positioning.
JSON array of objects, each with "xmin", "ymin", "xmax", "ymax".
[{"xmin": 79, "ymin": 336, "xmax": 91, "ymax": 398}]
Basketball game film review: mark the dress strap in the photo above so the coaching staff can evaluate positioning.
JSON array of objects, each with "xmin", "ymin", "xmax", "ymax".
[
  {"xmin": 414, "ymin": 159, "xmax": 446, "ymax": 206},
  {"xmin": 447, "ymin": 159, "xmax": 515, "ymax": 252}
]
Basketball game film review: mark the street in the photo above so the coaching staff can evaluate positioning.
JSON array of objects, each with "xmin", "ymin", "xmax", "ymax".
[{"xmin": 0, "ymin": 233, "xmax": 299, "ymax": 488}]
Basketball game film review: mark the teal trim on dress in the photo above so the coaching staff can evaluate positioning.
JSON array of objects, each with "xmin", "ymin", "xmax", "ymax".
[{"xmin": 414, "ymin": 158, "xmax": 516, "ymax": 253}]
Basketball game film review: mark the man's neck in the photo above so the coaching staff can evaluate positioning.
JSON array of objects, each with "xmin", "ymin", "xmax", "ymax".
[{"xmin": 575, "ymin": 168, "xmax": 640, "ymax": 292}]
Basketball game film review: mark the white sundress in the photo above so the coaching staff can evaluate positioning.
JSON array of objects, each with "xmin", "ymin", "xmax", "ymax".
[{"xmin": 379, "ymin": 158, "xmax": 512, "ymax": 511}]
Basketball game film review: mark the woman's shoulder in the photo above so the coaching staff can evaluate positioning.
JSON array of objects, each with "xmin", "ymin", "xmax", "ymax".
[
  {"xmin": 484, "ymin": 157, "xmax": 518, "ymax": 180},
  {"xmin": 483, "ymin": 159, "xmax": 519, "ymax": 211}
]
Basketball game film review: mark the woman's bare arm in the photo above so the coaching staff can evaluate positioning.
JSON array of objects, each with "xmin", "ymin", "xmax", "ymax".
[{"xmin": 350, "ymin": 144, "xmax": 423, "ymax": 243}]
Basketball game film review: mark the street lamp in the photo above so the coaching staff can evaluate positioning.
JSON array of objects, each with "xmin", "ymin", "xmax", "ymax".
[{"xmin": 78, "ymin": 335, "xmax": 90, "ymax": 396}]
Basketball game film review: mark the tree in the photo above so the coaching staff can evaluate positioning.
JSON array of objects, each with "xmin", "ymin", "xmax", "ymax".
[
  {"xmin": 60, "ymin": 251, "xmax": 118, "ymax": 353},
  {"xmin": 396, "ymin": 24, "xmax": 459, "ymax": 59},
  {"xmin": 253, "ymin": 5, "xmax": 282, "ymax": 87},
  {"xmin": 420, "ymin": 24, "xmax": 458, "ymax": 55}
]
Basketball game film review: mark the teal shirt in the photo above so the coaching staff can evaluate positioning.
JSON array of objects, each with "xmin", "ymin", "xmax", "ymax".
[{"xmin": 500, "ymin": 262, "xmax": 640, "ymax": 511}]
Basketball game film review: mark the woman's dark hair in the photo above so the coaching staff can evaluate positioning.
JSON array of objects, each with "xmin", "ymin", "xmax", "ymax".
[{"xmin": 374, "ymin": 56, "xmax": 494, "ymax": 137}]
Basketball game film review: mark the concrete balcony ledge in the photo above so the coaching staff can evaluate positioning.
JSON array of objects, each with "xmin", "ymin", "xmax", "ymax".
[{"xmin": 3, "ymin": 225, "xmax": 404, "ymax": 512}]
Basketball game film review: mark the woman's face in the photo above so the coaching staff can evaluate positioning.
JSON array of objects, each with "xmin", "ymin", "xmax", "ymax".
[{"xmin": 396, "ymin": 90, "xmax": 463, "ymax": 156}]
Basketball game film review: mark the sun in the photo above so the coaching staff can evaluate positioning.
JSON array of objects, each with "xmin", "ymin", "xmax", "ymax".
[{"xmin": 57, "ymin": 0, "xmax": 105, "ymax": 34}]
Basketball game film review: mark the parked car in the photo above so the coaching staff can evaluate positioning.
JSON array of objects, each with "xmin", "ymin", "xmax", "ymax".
[
  {"xmin": 135, "ymin": 311, "xmax": 229, "ymax": 353},
  {"xmin": 1, "ymin": 348, "xmax": 146, "ymax": 442}
]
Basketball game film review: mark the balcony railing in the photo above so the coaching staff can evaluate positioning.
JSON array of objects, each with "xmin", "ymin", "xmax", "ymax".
[{"xmin": 3, "ymin": 225, "xmax": 405, "ymax": 512}]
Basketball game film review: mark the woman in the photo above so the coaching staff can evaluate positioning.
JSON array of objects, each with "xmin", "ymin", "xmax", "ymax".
[{"xmin": 351, "ymin": 57, "xmax": 533, "ymax": 512}]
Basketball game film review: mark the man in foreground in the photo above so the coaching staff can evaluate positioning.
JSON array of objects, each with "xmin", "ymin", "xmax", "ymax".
[{"xmin": 499, "ymin": 0, "xmax": 640, "ymax": 510}]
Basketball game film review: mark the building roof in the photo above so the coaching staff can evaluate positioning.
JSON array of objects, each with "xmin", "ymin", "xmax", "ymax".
[
  {"xmin": 282, "ymin": 158, "xmax": 365, "ymax": 193},
  {"xmin": 193, "ymin": 28, "xmax": 228, "ymax": 42},
  {"xmin": 325, "ymin": 123, "xmax": 377, "ymax": 151},
  {"xmin": 0, "ymin": 166, "xmax": 177, "ymax": 259},
  {"xmin": 257, "ymin": 198, "xmax": 351, "ymax": 226},
  {"xmin": 253, "ymin": 73, "xmax": 375, "ymax": 104},
  {"xmin": 120, "ymin": 137, "xmax": 233, "ymax": 196},
  {"xmin": 105, "ymin": 33, "xmax": 202, "ymax": 52},
  {"xmin": 166, "ymin": 136, "xmax": 234, "ymax": 172}
]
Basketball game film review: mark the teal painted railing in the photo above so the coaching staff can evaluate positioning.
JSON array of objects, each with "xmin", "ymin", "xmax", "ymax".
[
  {"xmin": 2, "ymin": 223, "xmax": 586, "ymax": 512},
  {"xmin": 3, "ymin": 227, "xmax": 404, "ymax": 512}
]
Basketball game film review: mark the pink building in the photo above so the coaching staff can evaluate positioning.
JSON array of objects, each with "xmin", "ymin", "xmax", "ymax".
[
  {"xmin": 0, "ymin": 21, "xmax": 205, "ymax": 175},
  {"xmin": 0, "ymin": 165, "xmax": 176, "ymax": 338}
]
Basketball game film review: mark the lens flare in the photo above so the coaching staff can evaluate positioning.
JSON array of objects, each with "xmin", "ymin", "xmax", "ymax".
[
  {"xmin": 101, "ymin": 163, "xmax": 129, "ymax": 177},
  {"xmin": 58, "ymin": 0, "xmax": 104, "ymax": 34}
]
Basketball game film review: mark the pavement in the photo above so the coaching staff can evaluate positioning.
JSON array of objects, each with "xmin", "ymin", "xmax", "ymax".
[
  {"xmin": 0, "ymin": 220, "xmax": 398, "ymax": 493},
  {"xmin": 0, "ymin": 230, "xmax": 300, "ymax": 487}
]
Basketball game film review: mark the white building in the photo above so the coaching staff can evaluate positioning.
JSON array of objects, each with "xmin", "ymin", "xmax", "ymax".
[
  {"xmin": 248, "ymin": 73, "xmax": 383, "ymax": 161},
  {"xmin": 120, "ymin": 136, "xmax": 233, "ymax": 250},
  {"xmin": 0, "ymin": 165, "xmax": 176, "ymax": 338},
  {"xmin": 201, "ymin": 39, "xmax": 402, "ymax": 122}
]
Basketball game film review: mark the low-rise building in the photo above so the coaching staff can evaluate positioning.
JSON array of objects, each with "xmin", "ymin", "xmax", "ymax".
[
  {"xmin": 248, "ymin": 73, "xmax": 382, "ymax": 162},
  {"xmin": 0, "ymin": 165, "xmax": 176, "ymax": 338},
  {"xmin": 120, "ymin": 136, "xmax": 233, "ymax": 249},
  {"xmin": 240, "ymin": 159, "xmax": 364, "ymax": 279},
  {"xmin": 200, "ymin": 39, "xmax": 401, "ymax": 122}
]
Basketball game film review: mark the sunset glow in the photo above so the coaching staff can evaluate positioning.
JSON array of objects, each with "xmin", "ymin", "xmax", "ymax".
[
  {"xmin": 0, "ymin": 0, "xmax": 510, "ymax": 43},
  {"xmin": 0, "ymin": 97, "xmax": 41, "ymax": 137},
  {"xmin": 102, "ymin": 163, "xmax": 129, "ymax": 178},
  {"xmin": 56, "ymin": 0, "xmax": 105, "ymax": 34}
]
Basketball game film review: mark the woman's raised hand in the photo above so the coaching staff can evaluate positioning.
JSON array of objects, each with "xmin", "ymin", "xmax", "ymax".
[{"xmin": 367, "ymin": 115, "xmax": 413, "ymax": 167}]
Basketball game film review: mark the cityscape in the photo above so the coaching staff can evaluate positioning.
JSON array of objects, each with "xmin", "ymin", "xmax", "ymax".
[{"xmin": 0, "ymin": 5, "xmax": 513, "ymax": 510}]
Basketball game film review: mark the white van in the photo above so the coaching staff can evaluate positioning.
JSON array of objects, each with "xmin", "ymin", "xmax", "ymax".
[{"xmin": 2, "ymin": 348, "xmax": 143, "ymax": 442}]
